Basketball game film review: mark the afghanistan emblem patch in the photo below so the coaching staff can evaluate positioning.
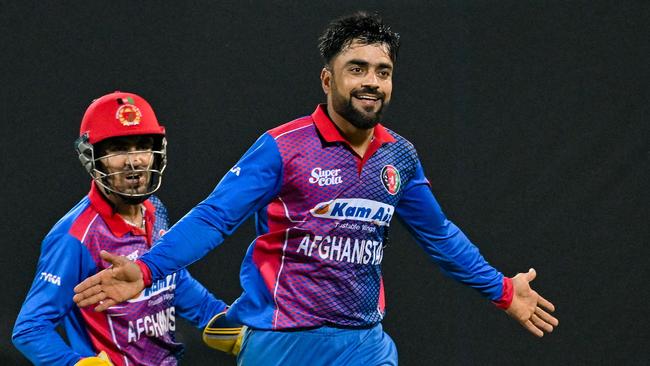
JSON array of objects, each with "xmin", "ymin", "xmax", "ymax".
[
  {"xmin": 116, "ymin": 104, "xmax": 142, "ymax": 126},
  {"xmin": 381, "ymin": 165, "xmax": 401, "ymax": 195}
]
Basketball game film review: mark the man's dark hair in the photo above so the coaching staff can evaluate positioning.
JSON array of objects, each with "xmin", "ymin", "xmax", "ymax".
[{"xmin": 318, "ymin": 11, "xmax": 400, "ymax": 66}]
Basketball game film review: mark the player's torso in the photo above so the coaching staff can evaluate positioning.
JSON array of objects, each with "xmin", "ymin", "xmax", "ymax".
[
  {"xmin": 253, "ymin": 123, "xmax": 418, "ymax": 329},
  {"xmin": 80, "ymin": 210, "xmax": 181, "ymax": 366}
]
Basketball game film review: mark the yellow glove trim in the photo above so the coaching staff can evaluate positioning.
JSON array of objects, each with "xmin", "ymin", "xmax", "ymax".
[
  {"xmin": 75, "ymin": 351, "xmax": 114, "ymax": 366},
  {"xmin": 202, "ymin": 311, "xmax": 246, "ymax": 356}
]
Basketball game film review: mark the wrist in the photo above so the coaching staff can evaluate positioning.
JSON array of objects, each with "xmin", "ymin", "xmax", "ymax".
[
  {"xmin": 492, "ymin": 276, "xmax": 514, "ymax": 310},
  {"xmin": 135, "ymin": 259, "xmax": 152, "ymax": 287}
]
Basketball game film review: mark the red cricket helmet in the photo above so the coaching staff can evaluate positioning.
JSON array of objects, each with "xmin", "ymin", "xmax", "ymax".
[
  {"xmin": 79, "ymin": 91, "xmax": 165, "ymax": 143},
  {"xmin": 75, "ymin": 91, "xmax": 168, "ymax": 203}
]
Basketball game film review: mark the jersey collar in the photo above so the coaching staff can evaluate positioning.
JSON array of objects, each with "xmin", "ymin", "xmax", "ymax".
[
  {"xmin": 311, "ymin": 104, "xmax": 396, "ymax": 145},
  {"xmin": 88, "ymin": 181, "xmax": 155, "ymax": 242}
]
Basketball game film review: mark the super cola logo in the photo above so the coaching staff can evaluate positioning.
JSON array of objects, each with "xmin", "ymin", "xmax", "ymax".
[{"xmin": 309, "ymin": 167, "xmax": 343, "ymax": 186}]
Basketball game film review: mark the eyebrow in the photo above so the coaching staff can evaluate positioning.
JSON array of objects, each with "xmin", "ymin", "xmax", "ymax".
[{"xmin": 345, "ymin": 59, "xmax": 393, "ymax": 70}]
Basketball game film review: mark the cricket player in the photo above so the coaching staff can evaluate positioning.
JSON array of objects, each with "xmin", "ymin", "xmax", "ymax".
[
  {"xmin": 73, "ymin": 13, "xmax": 558, "ymax": 366},
  {"xmin": 13, "ymin": 92, "xmax": 241, "ymax": 365}
]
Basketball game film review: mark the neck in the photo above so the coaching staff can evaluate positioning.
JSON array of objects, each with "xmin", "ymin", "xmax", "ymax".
[
  {"xmin": 116, "ymin": 201, "xmax": 144, "ymax": 229},
  {"xmin": 114, "ymin": 201, "xmax": 142, "ymax": 217},
  {"xmin": 326, "ymin": 104, "xmax": 374, "ymax": 156},
  {"xmin": 100, "ymin": 187, "xmax": 144, "ymax": 227}
]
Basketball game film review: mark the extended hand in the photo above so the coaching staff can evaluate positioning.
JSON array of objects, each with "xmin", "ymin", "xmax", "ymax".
[
  {"xmin": 506, "ymin": 268, "xmax": 559, "ymax": 337},
  {"xmin": 73, "ymin": 250, "xmax": 145, "ymax": 312}
]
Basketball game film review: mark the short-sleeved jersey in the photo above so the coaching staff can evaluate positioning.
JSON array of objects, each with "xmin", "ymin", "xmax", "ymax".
[
  {"xmin": 13, "ymin": 183, "xmax": 227, "ymax": 366},
  {"xmin": 140, "ymin": 104, "xmax": 504, "ymax": 330}
]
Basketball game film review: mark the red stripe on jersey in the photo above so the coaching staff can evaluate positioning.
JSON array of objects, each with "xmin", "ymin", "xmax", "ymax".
[
  {"xmin": 69, "ymin": 205, "xmax": 98, "ymax": 242},
  {"xmin": 267, "ymin": 116, "xmax": 313, "ymax": 139},
  {"xmin": 378, "ymin": 277, "xmax": 386, "ymax": 312},
  {"xmin": 80, "ymin": 307, "xmax": 125, "ymax": 366},
  {"xmin": 251, "ymin": 199, "xmax": 288, "ymax": 294},
  {"xmin": 142, "ymin": 199, "xmax": 155, "ymax": 245}
]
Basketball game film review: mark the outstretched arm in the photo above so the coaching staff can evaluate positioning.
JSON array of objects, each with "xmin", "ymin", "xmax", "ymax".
[
  {"xmin": 74, "ymin": 133, "xmax": 283, "ymax": 311},
  {"xmin": 73, "ymin": 251, "xmax": 144, "ymax": 312},
  {"xmin": 504, "ymin": 268, "xmax": 558, "ymax": 337},
  {"xmin": 396, "ymin": 160, "xmax": 558, "ymax": 337}
]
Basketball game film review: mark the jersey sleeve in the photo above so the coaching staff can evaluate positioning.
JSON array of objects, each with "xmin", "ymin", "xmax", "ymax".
[
  {"xmin": 173, "ymin": 269, "xmax": 229, "ymax": 328},
  {"xmin": 395, "ymin": 160, "xmax": 504, "ymax": 301},
  {"xmin": 140, "ymin": 132, "xmax": 283, "ymax": 279},
  {"xmin": 13, "ymin": 233, "xmax": 97, "ymax": 365}
]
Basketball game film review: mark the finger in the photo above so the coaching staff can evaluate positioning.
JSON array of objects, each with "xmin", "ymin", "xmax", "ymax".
[
  {"xmin": 537, "ymin": 295, "xmax": 556, "ymax": 312},
  {"xmin": 530, "ymin": 313, "xmax": 554, "ymax": 333},
  {"xmin": 73, "ymin": 273, "xmax": 102, "ymax": 293},
  {"xmin": 76, "ymin": 291, "xmax": 107, "ymax": 308},
  {"xmin": 535, "ymin": 306, "xmax": 559, "ymax": 327},
  {"xmin": 100, "ymin": 250, "xmax": 125, "ymax": 266},
  {"xmin": 525, "ymin": 268, "xmax": 537, "ymax": 282},
  {"xmin": 522, "ymin": 319, "xmax": 544, "ymax": 338},
  {"xmin": 95, "ymin": 298, "xmax": 118, "ymax": 312},
  {"xmin": 72, "ymin": 283, "xmax": 103, "ymax": 303}
]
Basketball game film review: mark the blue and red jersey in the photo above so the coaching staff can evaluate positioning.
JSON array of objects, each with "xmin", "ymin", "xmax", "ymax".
[
  {"xmin": 140, "ymin": 104, "xmax": 507, "ymax": 330},
  {"xmin": 13, "ymin": 183, "xmax": 227, "ymax": 366}
]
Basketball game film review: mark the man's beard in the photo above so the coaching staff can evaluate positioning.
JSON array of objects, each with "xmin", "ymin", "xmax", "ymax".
[{"xmin": 330, "ymin": 83, "xmax": 388, "ymax": 130}]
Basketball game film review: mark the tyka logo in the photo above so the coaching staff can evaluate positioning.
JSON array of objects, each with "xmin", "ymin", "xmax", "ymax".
[
  {"xmin": 381, "ymin": 165, "xmax": 401, "ymax": 195},
  {"xmin": 230, "ymin": 166, "xmax": 241, "ymax": 176},
  {"xmin": 309, "ymin": 167, "xmax": 343, "ymax": 186},
  {"xmin": 40, "ymin": 272, "xmax": 61, "ymax": 286}
]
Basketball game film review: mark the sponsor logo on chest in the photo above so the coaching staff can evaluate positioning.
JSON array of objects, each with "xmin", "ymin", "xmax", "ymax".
[
  {"xmin": 310, "ymin": 198, "xmax": 394, "ymax": 226},
  {"xmin": 309, "ymin": 167, "xmax": 343, "ymax": 186},
  {"xmin": 128, "ymin": 273, "xmax": 177, "ymax": 303},
  {"xmin": 126, "ymin": 250, "xmax": 139, "ymax": 261}
]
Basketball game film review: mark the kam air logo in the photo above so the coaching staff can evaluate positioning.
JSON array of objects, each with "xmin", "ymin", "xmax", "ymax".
[
  {"xmin": 381, "ymin": 165, "xmax": 401, "ymax": 195},
  {"xmin": 310, "ymin": 198, "xmax": 394, "ymax": 226},
  {"xmin": 115, "ymin": 97, "xmax": 142, "ymax": 126},
  {"xmin": 128, "ymin": 273, "xmax": 177, "ymax": 303}
]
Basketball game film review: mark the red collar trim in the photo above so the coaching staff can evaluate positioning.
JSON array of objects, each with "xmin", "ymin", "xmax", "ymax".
[
  {"xmin": 311, "ymin": 104, "xmax": 396, "ymax": 145},
  {"xmin": 88, "ymin": 182, "xmax": 155, "ymax": 242}
]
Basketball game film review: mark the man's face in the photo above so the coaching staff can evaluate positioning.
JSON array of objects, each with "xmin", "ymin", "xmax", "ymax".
[
  {"xmin": 96, "ymin": 136, "xmax": 155, "ymax": 196},
  {"xmin": 323, "ymin": 40, "xmax": 394, "ymax": 129}
]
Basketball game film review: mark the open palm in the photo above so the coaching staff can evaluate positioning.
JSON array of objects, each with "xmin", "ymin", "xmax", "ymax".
[{"xmin": 73, "ymin": 250, "xmax": 145, "ymax": 312}]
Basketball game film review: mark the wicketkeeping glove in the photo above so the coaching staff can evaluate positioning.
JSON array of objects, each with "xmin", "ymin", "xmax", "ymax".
[
  {"xmin": 75, "ymin": 351, "xmax": 114, "ymax": 366},
  {"xmin": 202, "ymin": 311, "xmax": 247, "ymax": 356}
]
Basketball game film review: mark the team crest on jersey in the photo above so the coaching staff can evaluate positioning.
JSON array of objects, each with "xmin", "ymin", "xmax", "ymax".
[
  {"xmin": 381, "ymin": 165, "xmax": 401, "ymax": 195},
  {"xmin": 116, "ymin": 104, "xmax": 142, "ymax": 126}
]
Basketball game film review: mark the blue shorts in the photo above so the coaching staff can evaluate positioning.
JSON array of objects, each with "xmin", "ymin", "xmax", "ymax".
[{"xmin": 237, "ymin": 323, "xmax": 398, "ymax": 366}]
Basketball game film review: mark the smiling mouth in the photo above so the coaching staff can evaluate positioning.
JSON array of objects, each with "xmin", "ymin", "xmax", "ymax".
[
  {"xmin": 353, "ymin": 94, "xmax": 383, "ymax": 110},
  {"xmin": 354, "ymin": 95, "xmax": 380, "ymax": 101}
]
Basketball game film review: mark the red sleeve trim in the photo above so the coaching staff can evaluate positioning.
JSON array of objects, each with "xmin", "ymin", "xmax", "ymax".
[
  {"xmin": 493, "ymin": 277, "xmax": 514, "ymax": 309},
  {"xmin": 135, "ymin": 259, "xmax": 152, "ymax": 287}
]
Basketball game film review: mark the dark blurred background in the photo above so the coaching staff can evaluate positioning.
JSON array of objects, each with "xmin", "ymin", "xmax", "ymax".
[{"xmin": 1, "ymin": 1, "xmax": 648, "ymax": 365}]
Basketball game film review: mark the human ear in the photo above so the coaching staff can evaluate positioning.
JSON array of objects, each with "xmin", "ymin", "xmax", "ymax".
[{"xmin": 320, "ymin": 67, "xmax": 331, "ymax": 95}]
